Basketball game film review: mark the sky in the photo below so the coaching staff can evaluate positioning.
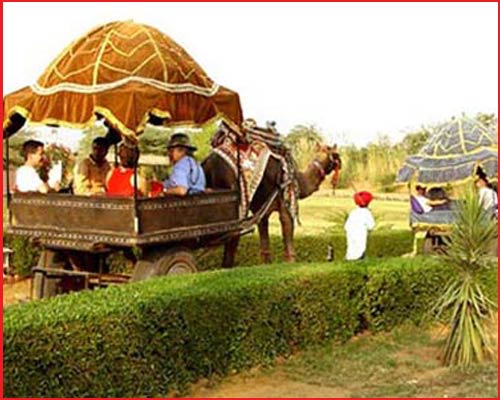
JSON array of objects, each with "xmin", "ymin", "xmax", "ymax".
[{"xmin": 3, "ymin": 2, "xmax": 498, "ymax": 146}]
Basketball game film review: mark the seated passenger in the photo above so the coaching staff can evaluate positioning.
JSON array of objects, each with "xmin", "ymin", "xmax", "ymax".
[
  {"xmin": 427, "ymin": 187, "xmax": 451, "ymax": 211},
  {"xmin": 411, "ymin": 185, "xmax": 432, "ymax": 214},
  {"xmin": 475, "ymin": 173, "xmax": 498, "ymax": 217},
  {"xmin": 74, "ymin": 137, "xmax": 111, "ymax": 195},
  {"xmin": 106, "ymin": 142, "xmax": 146, "ymax": 197},
  {"xmin": 163, "ymin": 133, "xmax": 206, "ymax": 196},
  {"xmin": 15, "ymin": 140, "xmax": 60, "ymax": 193}
]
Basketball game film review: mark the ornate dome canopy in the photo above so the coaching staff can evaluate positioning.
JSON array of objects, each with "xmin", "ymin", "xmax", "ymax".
[
  {"xmin": 418, "ymin": 116, "xmax": 497, "ymax": 158},
  {"xmin": 396, "ymin": 116, "xmax": 498, "ymax": 187},
  {"xmin": 3, "ymin": 20, "xmax": 243, "ymax": 141}
]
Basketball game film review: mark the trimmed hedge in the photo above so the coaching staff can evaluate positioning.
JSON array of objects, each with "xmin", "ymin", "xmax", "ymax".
[
  {"xmin": 198, "ymin": 229, "xmax": 414, "ymax": 270},
  {"xmin": 5, "ymin": 256, "xmax": 496, "ymax": 398},
  {"xmin": 3, "ymin": 230, "xmax": 414, "ymax": 275},
  {"xmin": 3, "ymin": 235, "xmax": 41, "ymax": 277}
]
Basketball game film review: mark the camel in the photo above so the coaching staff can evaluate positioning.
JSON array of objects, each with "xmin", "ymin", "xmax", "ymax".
[{"xmin": 202, "ymin": 133, "xmax": 341, "ymax": 268}]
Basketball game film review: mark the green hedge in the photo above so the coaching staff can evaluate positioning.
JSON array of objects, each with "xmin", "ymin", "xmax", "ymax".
[
  {"xmin": 6, "ymin": 256, "xmax": 496, "ymax": 398},
  {"xmin": 364, "ymin": 259, "xmax": 498, "ymax": 332},
  {"xmin": 198, "ymin": 229, "xmax": 414, "ymax": 270},
  {"xmin": 3, "ymin": 235, "xmax": 41, "ymax": 277},
  {"xmin": 365, "ymin": 259, "xmax": 453, "ymax": 330},
  {"xmin": 3, "ymin": 230, "xmax": 414, "ymax": 276}
]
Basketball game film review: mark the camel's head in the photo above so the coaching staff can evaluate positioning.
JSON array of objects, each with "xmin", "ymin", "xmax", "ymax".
[
  {"xmin": 313, "ymin": 144, "xmax": 342, "ymax": 188},
  {"xmin": 314, "ymin": 144, "xmax": 341, "ymax": 174}
]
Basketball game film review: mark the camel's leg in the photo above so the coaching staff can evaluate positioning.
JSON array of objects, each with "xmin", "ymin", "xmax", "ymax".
[
  {"xmin": 279, "ymin": 204, "xmax": 295, "ymax": 263},
  {"xmin": 222, "ymin": 235, "xmax": 240, "ymax": 269},
  {"xmin": 258, "ymin": 215, "xmax": 273, "ymax": 263}
]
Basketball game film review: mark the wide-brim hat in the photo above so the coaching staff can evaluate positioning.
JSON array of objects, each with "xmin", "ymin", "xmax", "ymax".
[{"xmin": 166, "ymin": 133, "xmax": 197, "ymax": 151}]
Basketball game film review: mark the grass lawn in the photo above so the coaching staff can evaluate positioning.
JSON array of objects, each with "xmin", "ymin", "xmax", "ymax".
[
  {"xmin": 2, "ymin": 191, "xmax": 411, "ymax": 235},
  {"xmin": 190, "ymin": 320, "xmax": 498, "ymax": 398},
  {"xmin": 268, "ymin": 190, "xmax": 411, "ymax": 236}
]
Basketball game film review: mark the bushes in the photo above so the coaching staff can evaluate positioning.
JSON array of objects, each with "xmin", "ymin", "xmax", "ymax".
[
  {"xmin": 3, "ymin": 235, "xmax": 41, "ymax": 277},
  {"xmin": 363, "ymin": 257, "xmax": 451, "ymax": 330},
  {"xmin": 3, "ymin": 230, "xmax": 415, "ymax": 275},
  {"xmin": 4, "ymin": 262, "xmax": 365, "ymax": 397},
  {"xmin": 198, "ymin": 230, "xmax": 414, "ymax": 270},
  {"xmin": 5, "ymin": 256, "xmax": 493, "ymax": 398}
]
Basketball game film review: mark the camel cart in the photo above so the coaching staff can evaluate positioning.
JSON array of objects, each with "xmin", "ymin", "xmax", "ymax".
[
  {"xmin": 6, "ymin": 189, "xmax": 253, "ymax": 298},
  {"xmin": 396, "ymin": 116, "xmax": 498, "ymax": 254},
  {"xmin": 409, "ymin": 206, "xmax": 455, "ymax": 254},
  {"xmin": 3, "ymin": 20, "xmax": 251, "ymax": 298}
]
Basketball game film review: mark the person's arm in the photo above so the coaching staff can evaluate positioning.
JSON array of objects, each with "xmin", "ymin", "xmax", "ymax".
[
  {"xmin": 164, "ymin": 186, "xmax": 188, "ymax": 196},
  {"xmin": 105, "ymin": 167, "xmax": 114, "ymax": 191},
  {"xmin": 417, "ymin": 196, "xmax": 432, "ymax": 213},
  {"xmin": 139, "ymin": 175, "xmax": 147, "ymax": 196},
  {"xmin": 74, "ymin": 160, "xmax": 90, "ymax": 195},
  {"xmin": 37, "ymin": 182, "xmax": 50, "ymax": 193},
  {"xmin": 128, "ymin": 174, "xmax": 148, "ymax": 196},
  {"xmin": 163, "ymin": 160, "xmax": 189, "ymax": 196},
  {"xmin": 365, "ymin": 210, "xmax": 376, "ymax": 231}
]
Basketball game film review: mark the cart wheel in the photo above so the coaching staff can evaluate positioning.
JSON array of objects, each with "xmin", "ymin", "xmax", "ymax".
[
  {"xmin": 155, "ymin": 251, "xmax": 198, "ymax": 275},
  {"xmin": 130, "ymin": 250, "xmax": 198, "ymax": 282}
]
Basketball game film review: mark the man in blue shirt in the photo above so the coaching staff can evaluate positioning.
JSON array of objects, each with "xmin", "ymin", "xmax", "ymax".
[{"xmin": 163, "ymin": 133, "xmax": 206, "ymax": 196}]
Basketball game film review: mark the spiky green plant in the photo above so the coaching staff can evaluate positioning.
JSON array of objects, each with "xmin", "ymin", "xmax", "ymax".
[{"xmin": 434, "ymin": 186, "xmax": 498, "ymax": 367}]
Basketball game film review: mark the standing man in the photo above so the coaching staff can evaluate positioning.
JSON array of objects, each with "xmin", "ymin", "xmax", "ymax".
[
  {"xmin": 15, "ymin": 140, "xmax": 59, "ymax": 193},
  {"xmin": 344, "ymin": 191, "xmax": 375, "ymax": 260},
  {"xmin": 163, "ymin": 133, "xmax": 206, "ymax": 196},
  {"xmin": 74, "ymin": 137, "xmax": 111, "ymax": 195}
]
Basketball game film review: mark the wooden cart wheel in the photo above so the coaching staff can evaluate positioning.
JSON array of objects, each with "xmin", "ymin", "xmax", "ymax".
[
  {"xmin": 155, "ymin": 251, "xmax": 197, "ymax": 275},
  {"xmin": 131, "ymin": 249, "xmax": 198, "ymax": 282}
]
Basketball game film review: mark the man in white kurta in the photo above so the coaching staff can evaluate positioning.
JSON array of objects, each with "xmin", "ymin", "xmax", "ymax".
[
  {"xmin": 345, "ymin": 191, "xmax": 375, "ymax": 260},
  {"xmin": 15, "ymin": 140, "xmax": 60, "ymax": 193}
]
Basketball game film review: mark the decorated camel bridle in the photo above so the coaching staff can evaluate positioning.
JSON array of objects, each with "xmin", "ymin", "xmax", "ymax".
[{"xmin": 311, "ymin": 149, "xmax": 342, "ymax": 188}]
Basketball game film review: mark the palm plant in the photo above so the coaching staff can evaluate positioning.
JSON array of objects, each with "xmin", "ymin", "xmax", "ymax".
[{"xmin": 434, "ymin": 187, "xmax": 498, "ymax": 367}]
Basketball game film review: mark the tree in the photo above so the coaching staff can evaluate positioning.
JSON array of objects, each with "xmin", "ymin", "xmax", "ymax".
[
  {"xmin": 138, "ymin": 120, "xmax": 217, "ymax": 162},
  {"xmin": 3, "ymin": 130, "xmax": 34, "ymax": 168},
  {"xmin": 284, "ymin": 124, "xmax": 325, "ymax": 170},
  {"xmin": 399, "ymin": 127, "xmax": 431, "ymax": 155},
  {"xmin": 137, "ymin": 125, "xmax": 172, "ymax": 156}
]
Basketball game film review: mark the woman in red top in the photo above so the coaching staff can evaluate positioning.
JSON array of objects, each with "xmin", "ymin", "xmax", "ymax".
[{"xmin": 106, "ymin": 142, "xmax": 146, "ymax": 197}]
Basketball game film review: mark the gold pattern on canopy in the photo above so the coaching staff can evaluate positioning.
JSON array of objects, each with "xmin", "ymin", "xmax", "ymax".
[
  {"xmin": 3, "ymin": 20, "xmax": 243, "ymax": 141},
  {"xmin": 396, "ymin": 116, "xmax": 498, "ymax": 188}
]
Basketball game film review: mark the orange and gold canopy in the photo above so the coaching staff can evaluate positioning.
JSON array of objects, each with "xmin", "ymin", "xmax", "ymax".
[{"xmin": 3, "ymin": 20, "xmax": 243, "ymax": 141}]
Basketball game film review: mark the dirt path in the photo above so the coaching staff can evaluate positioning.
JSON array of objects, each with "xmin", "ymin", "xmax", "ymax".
[
  {"xmin": 190, "ymin": 363, "xmax": 447, "ymax": 398},
  {"xmin": 191, "ymin": 371, "xmax": 350, "ymax": 398},
  {"xmin": 190, "ymin": 317, "xmax": 498, "ymax": 398},
  {"xmin": 3, "ymin": 278, "xmax": 32, "ymax": 306}
]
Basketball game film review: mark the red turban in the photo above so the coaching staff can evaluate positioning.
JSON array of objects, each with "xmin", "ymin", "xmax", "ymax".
[{"xmin": 354, "ymin": 191, "xmax": 373, "ymax": 207}]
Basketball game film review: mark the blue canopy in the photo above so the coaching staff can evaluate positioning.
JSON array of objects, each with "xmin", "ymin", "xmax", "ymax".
[{"xmin": 396, "ymin": 116, "xmax": 497, "ymax": 187}]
